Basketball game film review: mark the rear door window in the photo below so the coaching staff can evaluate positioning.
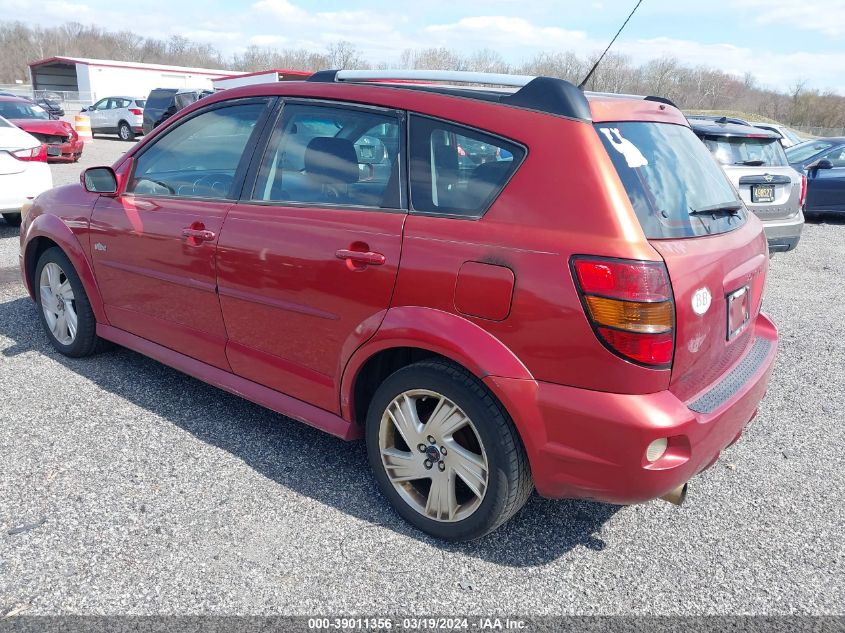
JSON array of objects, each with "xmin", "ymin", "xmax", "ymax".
[
  {"xmin": 409, "ymin": 115, "xmax": 524, "ymax": 217},
  {"xmin": 701, "ymin": 135, "xmax": 788, "ymax": 167},
  {"xmin": 596, "ymin": 122, "xmax": 745, "ymax": 239},
  {"xmin": 252, "ymin": 102, "xmax": 404, "ymax": 210}
]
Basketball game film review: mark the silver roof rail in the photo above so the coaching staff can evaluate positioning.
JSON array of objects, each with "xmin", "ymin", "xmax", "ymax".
[{"xmin": 332, "ymin": 69, "xmax": 537, "ymax": 87}]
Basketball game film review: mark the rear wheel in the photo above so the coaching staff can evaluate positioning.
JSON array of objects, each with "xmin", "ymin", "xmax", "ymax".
[
  {"xmin": 2, "ymin": 213, "xmax": 21, "ymax": 227},
  {"xmin": 35, "ymin": 247, "xmax": 100, "ymax": 357},
  {"xmin": 118, "ymin": 121, "xmax": 134, "ymax": 141},
  {"xmin": 366, "ymin": 359, "xmax": 533, "ymax": 541}
]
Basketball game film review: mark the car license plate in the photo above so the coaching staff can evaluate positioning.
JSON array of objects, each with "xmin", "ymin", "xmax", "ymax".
[
  {"xmin": 46, "ymin": 146, "xmax": 61, "ymax": 156},
  {"xmin": 751, "ymin": 184, "xmax": 775, "ymax": 203},
  {"xmin": 727, "ymin": 285, "xmax": 751, "ymax": 340}
]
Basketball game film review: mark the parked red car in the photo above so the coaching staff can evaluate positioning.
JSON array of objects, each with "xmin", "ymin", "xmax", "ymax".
[
  {"xmin": 19, "ymin": 70, "xmax": 778, "ymax": 541},
  {"xmin": 0, "ymin": 96, "xmax": 83, "ymax": 162}
]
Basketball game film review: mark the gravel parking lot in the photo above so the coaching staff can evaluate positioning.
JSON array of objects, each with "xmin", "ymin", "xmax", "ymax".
[{"xmin": 0, "ymin": 138, "xmax": 843, "ymax": 616}]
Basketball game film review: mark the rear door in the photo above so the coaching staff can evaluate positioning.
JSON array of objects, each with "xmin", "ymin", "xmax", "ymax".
[
  {"xmin": 216, "ymin": 100, "xmax": 406, "ymax": 413},
  {"xmin": 701, "ymin": 133, "xmax": 800, "ymax": 221},
  {"xmin": 597, "ymin": 121, "xmax": 768, "ymax": 402}
]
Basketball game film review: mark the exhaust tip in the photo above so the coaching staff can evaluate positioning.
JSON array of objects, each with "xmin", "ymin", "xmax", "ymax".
[{"xmin": 660, "ymin": 483, "xmax": 688, "ymax": 506}]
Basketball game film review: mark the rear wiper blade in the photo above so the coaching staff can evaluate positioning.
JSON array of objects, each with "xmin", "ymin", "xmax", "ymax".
[
  {"xmin": 736, "ymin": 159, "xmax": 765, "ymax": 166},
  {"xmin": 689, "ymin": 201, "xmax": 743, "ymax": 216}
]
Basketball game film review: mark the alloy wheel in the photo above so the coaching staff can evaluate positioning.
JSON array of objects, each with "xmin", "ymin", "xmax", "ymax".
[
  {"xmin": 378, "ymin": 389, "xmax": 489, "ymax": 522},
  {"xmin": 39, "ymin": 262, "xmax": 78, "ymax": 345}
]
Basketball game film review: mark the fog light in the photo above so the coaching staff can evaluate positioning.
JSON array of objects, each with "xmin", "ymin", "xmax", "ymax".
[{"xmin": 646, "ymin": 438, "xmax": 668, "ymax": 463}]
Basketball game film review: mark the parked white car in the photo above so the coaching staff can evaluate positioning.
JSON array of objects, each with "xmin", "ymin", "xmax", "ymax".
[
  {"xmin": 83, "ymin": 96, "xmax": 145, "ymax": 141},
  {"xmin": 0, "ymin": 116, "xmax": 52, "ymax": 227}
]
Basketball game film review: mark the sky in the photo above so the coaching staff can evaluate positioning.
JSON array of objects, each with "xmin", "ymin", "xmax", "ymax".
[{"xmin": 9, "ymin": 0, "xmax": 845, "ymax": 93}]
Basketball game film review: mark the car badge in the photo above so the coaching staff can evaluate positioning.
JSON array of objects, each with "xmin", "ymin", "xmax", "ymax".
[
  {"xmin": 692, "ymin": 287, "xmax": 711, "ymax": 316},
  {"xmin": 764, "ymin": 174, "xmax": 773, "ymax": 182}
]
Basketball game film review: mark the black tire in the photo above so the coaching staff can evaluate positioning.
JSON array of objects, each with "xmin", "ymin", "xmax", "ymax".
[
  {"xmin": 2, "ymin": 213, "xmax": 21, "ymax": 227},
  {"xmin": 34, "ymin": 247, "xmax": 101, "ymax": 357},
  {"xmin": 366, "ymin": 359, "xmax": 533, "ymax": 541},
  {"xmin": 118, "ymin": 121, "xmax": 135, "ymax": 141}
]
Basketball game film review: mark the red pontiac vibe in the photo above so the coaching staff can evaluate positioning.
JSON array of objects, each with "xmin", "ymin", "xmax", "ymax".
[
  {"xmin": 19, "ymin": 70, "xmax": 778, "ymax": 541},
  {"xmin": 0, "ymin": 96, "xmax": 84, "ymax": 162}
]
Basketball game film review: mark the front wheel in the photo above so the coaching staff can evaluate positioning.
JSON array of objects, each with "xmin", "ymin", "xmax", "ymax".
[
  {"xmin": 34, "ymin": 247, "xmax": 101, "ymax": 357},
  {"xmin": 118, "ymin": 121, "xmax": 135, "ymax": 141},
  {"xmin": 366, "ymin": 360, "xmax": 533, "ymax": 541},
  {"xmin": 2, "ymin": 213, "xmax": 21, "ymax": 227}
]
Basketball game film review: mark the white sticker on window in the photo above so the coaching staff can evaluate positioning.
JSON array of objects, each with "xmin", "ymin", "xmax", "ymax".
[{"xmin": 600, "ymin": 127, "xmax": 649, "ymax": 168}]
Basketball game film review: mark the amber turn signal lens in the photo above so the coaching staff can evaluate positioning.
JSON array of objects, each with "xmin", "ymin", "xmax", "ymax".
[{"xmin": 584, "ymin": 296, "xmax": 674, "ymax": 333}]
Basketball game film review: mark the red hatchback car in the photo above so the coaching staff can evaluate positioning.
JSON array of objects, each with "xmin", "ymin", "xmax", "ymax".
[
  {"xmin": 0, "ymin": 96, "xmax": 84, "ymax": 162},
  {"xmin": 19, "ymin": 70, "xmax": 778, "ymax": 541}
]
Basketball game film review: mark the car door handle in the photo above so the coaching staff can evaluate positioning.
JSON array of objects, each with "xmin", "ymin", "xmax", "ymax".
[
  {"xmin": 182, "ymin": 227, "xmax": 216, "ymax": 241},
  {"xmin": 335, "ymin": 249, "xmax": 386, "ymax": 266}
]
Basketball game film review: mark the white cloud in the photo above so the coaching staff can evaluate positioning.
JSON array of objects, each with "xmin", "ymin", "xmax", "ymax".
[
  {"xmin": 424, "ymin": 16, "xmax": 591, "ymax": 52},
  {"xmin": 735, "ymin": 0, "xmax": 845, "ymax": 36}
]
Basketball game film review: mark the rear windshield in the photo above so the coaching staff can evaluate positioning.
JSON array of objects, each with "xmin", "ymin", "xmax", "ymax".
[
  {"xmin": 786, "ymin": 140, "xmax": 834, "ymax": 163},
  {"xmin": 596, "ymin": 122, "xmax": 745, "ymax": 239},
  {"xmin": 701, "ymin": 134, "xmax": 788, "ymax": 166},
  {"xmin": 146, "ymin": 91, "xmax": 175, "ymax": 110}
]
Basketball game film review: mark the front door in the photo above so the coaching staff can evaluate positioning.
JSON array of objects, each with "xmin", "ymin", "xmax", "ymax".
[
  {"xmin": 89, "ymin": 98, "xmax": 274, "ymax": 369},
  {"xmin": 216, "ymin": 101, "xmax": 406, "ymax": 413},
  {"xmin": 87, "ymin": 98, "xmax": 109, "ymax": 131},
  {"xmin": 807, "ymin": 147, "xmax": 845, "ymax": 212}
]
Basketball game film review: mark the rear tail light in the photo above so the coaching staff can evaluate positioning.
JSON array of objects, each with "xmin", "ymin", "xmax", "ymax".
[
  {"xmin": 129, "ymin": 108, "xmax": 143, "ymax": 115},
  {"xmin": 799, "ymin": 173, "xmax": 807, "ymax": 208},
  {"xmin": 12, "ymin": 145, "xmax": 47, "ymax": 162},
  {"xmin": 572, "ymin": 257, "xmax": 675, "ymax": 367}
]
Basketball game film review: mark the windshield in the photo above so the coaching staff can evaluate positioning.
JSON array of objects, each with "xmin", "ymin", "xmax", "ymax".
[
  {"xmin": 702, "ymin": 135, "xmax": 788, "ymax": 166},
  {"xmin": 0, "ymin": 101, "xmax": 50, "ymax": 120},
  {"xmin": 786, "ymin": 140, "xmax": 835, "ymax": 163},
  {"xmin": 596, "ymin": 122, "xmax": 744, "ymax": 239}
]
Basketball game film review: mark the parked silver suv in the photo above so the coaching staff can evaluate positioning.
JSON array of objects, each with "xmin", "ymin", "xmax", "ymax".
[{"xmin": 690, "ymin": 119, "xmax": 804, "ymax": 253}]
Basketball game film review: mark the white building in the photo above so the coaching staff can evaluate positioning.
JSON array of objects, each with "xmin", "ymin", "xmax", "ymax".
[
  {"xmin": 29, "ymin": 56, "xmax": 244, "ymax": 103},
  {"xmin": 211, "ymin": 69, "xmax": 311, "ymax": 91}
]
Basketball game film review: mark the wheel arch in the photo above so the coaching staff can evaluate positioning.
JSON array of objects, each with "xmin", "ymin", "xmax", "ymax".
[
  {"xmin": 23, "ymin": 214, "xmax": 107, "ymax": 324},
  {"xmin": 341, "ymin": 306, "xmax": 533, "ymax": 426}
]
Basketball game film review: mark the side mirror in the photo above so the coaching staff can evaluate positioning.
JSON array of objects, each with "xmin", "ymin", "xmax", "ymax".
[
  {"xmin": 80, "ymin": 106, "xmax": 87, "ymax": 112},
  {"xmin": 81, "ymin": 167, "xmax": 118, "ymax": 194},
  {"xmin": 808, "ymin": 158, "xmax": 833, "ymax": 171}
]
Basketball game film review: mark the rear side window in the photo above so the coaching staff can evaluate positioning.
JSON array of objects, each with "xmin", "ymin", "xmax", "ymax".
[
  {"xmin": 409, "ymin": 115, "xmax": 524, "ymax": 217},
  {"xmin": 701, "ymin": 135, "xmax": 788, "ymax": 167},
  {"xmin": 596, "ymin": 122, "xmax": 744, "ymax": 239}
]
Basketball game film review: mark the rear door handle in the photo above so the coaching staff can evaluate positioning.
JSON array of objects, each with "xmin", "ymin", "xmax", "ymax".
[
  {"xmin": 182, "ymin": 227, "xmax": 216, "ymax": 242},
  {"xmin": 335, "ymin": 249, "xmax": 386, "ymax": 266}
]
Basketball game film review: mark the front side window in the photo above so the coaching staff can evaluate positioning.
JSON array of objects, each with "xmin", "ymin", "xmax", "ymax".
[
  {"xmin": 597, "ymin": 122, "xmax": 744, "ymax": 239},
  {"xmin": 409, "ymin": 116, "xmax": 524, "ymax": 217},
  {"xmin": 128, "ymin": 100, "xmax": 269, "ymax": 199},
  {"xmin": 253, "ymin": 103, "xmax": 403, "ymax": 209},
  {"xmin": 702, "ymin": 134, "xmax": 788, "ymax": 167},
  {"xmin": 820, "ymin": 146, "xmax": 845, "ymax": 167}
]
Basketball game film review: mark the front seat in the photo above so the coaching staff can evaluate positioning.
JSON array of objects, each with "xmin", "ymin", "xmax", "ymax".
[{"xmin": 303, "ymin": 137, "xmax": 360, "ymax": 203}]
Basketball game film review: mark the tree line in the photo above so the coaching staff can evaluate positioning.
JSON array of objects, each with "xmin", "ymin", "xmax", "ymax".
[{"xmin": 2, "ymin": 20, "xmax": 844, "ymax": 130}]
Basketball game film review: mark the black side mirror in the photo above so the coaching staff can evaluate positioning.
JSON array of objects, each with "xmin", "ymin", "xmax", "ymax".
[
  {"xmin": 808, "ymin": 158, "xmax": 833, "ymax": 171},
  {"xmin": 82, "ymin": 167, "xmax": 118, "ymax": 194},
  {"xmin": 80, "ymin": 106, "xmax": 87, "ymax": 112}
]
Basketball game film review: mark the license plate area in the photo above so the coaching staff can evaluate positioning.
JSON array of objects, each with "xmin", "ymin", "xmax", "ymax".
[
  {"xmin": 751, "ymin": 184, "xmax": 775, "ymax": 203},
  {"xmin": 46, "ymin": 146, "xmax": 61, "ymax": 157},
  {"xmin": 727, "ymin": 285, "xmax": 751, "ymax": 340}
]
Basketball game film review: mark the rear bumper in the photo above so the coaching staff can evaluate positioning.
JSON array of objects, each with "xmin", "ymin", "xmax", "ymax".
[
  {"xmin": 761, "ymin": 210, "xmax": 803, "ymax": 252},
  {"xmin": 486, "ymin": 312, "xmax": 778, "ymax": 504},
  {"xmin": 0, "ymin": 164, "xmax": 53, "ymax": 213}
]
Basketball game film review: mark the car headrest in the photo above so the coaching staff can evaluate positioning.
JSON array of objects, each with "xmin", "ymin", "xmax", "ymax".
[{"xmin": 304, "ymin": 137, "xmax": 359, "ymax": 184}]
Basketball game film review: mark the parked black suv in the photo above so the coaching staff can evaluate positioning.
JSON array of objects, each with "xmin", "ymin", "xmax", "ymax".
[{"xmin": 142, "ymin": 88, "xmax": 213, "ymax": 134}]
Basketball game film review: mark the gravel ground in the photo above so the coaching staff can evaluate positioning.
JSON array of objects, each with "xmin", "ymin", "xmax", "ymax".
[{"xmin": 0, "ymin": 140, "xmax": 843, "ymax": 616}]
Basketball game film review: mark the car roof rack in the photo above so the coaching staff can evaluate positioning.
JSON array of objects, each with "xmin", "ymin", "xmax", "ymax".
[{"xmin": 307, "ymin": 69, "xmax": 593, "ymax": 121}]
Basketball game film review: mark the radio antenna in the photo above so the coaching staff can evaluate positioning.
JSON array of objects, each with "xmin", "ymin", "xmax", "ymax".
[{"xmin": 578, "ymin": 0, "xmax": 645, "ymax": 89}]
